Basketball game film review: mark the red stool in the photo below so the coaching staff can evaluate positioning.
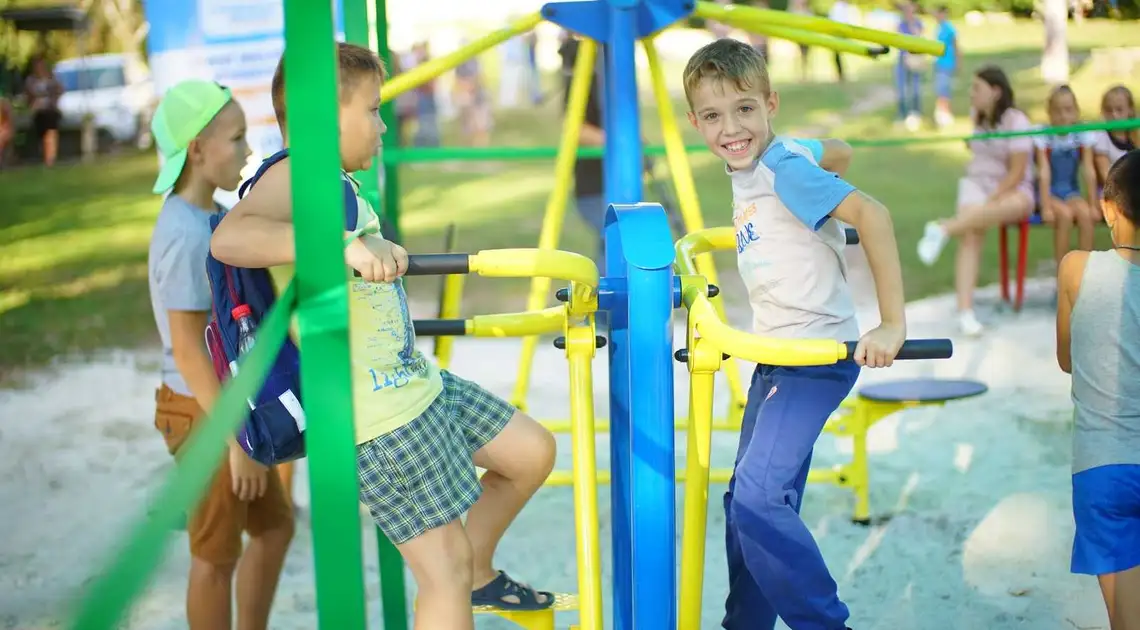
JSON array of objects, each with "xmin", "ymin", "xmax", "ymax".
[{"xmin": 997, "ymin": 213, "xmax": 1044, "ymax": 312}]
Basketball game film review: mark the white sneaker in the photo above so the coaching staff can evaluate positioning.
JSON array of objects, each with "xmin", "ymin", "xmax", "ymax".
[
  {"xmin": 958, "ymin": 310, "xmax": 984, "ymax": 337},
  {"xmin": 935, "ymin": 110, "xmax": 954, "ymax": 129},
  {"xmin": 905, "ymin": 113, "xmax": 922, "ymax": 132},
  {"xmin": 917, "ymin": 221, "xmax": 949, "ymax": 266}
]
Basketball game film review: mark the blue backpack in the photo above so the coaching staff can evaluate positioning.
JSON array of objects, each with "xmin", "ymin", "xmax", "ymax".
[{"xmin": 204, "ymin": 149, "xmax": 362, "ymax": 466}]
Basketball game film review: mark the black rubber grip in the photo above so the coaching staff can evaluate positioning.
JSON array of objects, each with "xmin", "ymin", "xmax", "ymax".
[
  {"xmin": 413, "ymin": 319, "xmax": 467, "ymax": 336},
  {"xmin": 553, "ymin": 336, "xmax": 607, "ymax": 349},
  {"xmin": 406, "ymin": 254, "xmax": 470, "ymax": 276},
  {"xmin": 845, "ymin": 228, "xmax": 859, "ymax": 245},
  {"xmin": 843, "ymin": 338, "xmax": 953, "ymax": 361},
  {"xmin": 868, "ymin": 46, "xmax": 890, "ymax": 58},
  {"xmin": 707, "ymin": 284, "xmax": 720, "ymax": 298}
]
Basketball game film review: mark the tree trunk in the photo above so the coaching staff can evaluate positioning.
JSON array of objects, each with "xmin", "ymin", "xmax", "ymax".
[{"xmin": 1041, "ymin": 0, "xmax": 1071, "ymax": 85}]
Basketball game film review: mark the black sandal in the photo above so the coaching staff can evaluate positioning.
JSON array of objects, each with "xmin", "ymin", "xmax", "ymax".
[{"xmin": 471, "ymin": 570, "xmax": 555, "ymax": 611}]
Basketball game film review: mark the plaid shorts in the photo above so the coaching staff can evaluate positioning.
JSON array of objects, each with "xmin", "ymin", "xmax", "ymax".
[{"xmin": 356, "ymin": 370, "xmax": 515, "ymax": 544}]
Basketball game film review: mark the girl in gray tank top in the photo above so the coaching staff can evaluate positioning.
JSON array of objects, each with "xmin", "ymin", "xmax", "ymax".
[{"xmin": 1057, "ymin": 150, "xmax": 1140, "ymax": 623}]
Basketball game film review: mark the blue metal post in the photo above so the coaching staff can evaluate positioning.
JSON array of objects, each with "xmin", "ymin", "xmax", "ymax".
[
  {"xmin": 542, "ymin": 1, "xmax": 691, "ymax": 627},
  {"xmin": 604, "ymin": 2, "xmax": 642, "ymax": 628},
  {"xmin": 609, "ymin": 203, "xmax": 677, "ymax": 630}
]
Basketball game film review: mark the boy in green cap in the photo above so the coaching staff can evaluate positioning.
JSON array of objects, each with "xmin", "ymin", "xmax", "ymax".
[{"xmin": 147, "ymin": 79, "xmax": 294, "ymax": 630}]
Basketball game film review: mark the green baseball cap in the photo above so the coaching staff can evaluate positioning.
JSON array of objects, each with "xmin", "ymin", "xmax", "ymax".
[{"xmin": 150, "ymin": 80, "xmax": 233, "ymax": 194}]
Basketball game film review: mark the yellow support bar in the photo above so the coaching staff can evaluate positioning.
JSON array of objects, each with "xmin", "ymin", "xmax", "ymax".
[
  {"xmin": 565, "ymin": 323, "xmax": 604, "ymax": 630},
  {"xmin": 695, "ymin": 1, "xmax": 945, "ymax": 57},
  {"xmin": 513, "ymin": 37, "xmax": 599, "ymax": 411},
  {"xmin": 469, "ymin": 248, "xmax": 599, "ymax": 290},
  {"xmin": 379, "ymin": 12, "xmax": 544, "ymax": 103},
  {"xmin": 675, "ymin": 227, "xmax": 734, "ymax": 267},
  {"xmin": 468, "ymin": 307, "xmax": 566, "ymax": 337},
  {"xmin": 684, "ymin": 286, "xmax": 847, "ymax": 366},
  {"xmin": 744, "ymin": 23, "xmax": 887, "ymax": 57}
]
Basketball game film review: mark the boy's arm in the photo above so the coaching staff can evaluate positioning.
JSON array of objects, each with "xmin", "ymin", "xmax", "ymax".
[
  {"xmin": 830, "ymin": 192, "xmax": 906, "ymax": 332},
  {"xmin": 818, "ymin": 139, "xmax": 853, "ymax": 176},
  {"xmin": 210, "ymin": 160, "xmax": 297, "ymax": 268},
  {"xmin": 168, "ymin": 310, "xmax": 222, "ymax": 412},
  {"xmin": 794, "ymin": 138, "xmax": 852, "ymax": 176},
  {"xmin": 1055, "ymin": 250, "xmax": 1087, "ymax": 374}
]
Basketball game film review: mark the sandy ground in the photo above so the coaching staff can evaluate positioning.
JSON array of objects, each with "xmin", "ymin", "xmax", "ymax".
[{"xmin": 0, "ymin": 263, "xmax": 1110, "ymax": 630}]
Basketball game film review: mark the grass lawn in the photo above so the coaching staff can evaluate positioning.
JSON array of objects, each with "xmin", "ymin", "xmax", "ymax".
[{"xmin": 0, "ymin": 18, "xmax": 1133, "ymax": 376}]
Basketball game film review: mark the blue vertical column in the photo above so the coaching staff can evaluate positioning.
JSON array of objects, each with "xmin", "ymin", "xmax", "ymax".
[
  {"xmin": 610, "ymin": 203, "xmax": 677, "ymax": 630},
  {"xmin": 603, "ymin": 1, "xmax": 643, "ymax": 628}
]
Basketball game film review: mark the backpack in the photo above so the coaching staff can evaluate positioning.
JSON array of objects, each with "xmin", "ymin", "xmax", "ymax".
[{"xmin": 203, "ymin": 149, "xmax": 362, "ymax": 466}]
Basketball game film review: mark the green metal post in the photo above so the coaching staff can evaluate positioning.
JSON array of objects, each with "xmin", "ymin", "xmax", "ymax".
[
  {"xmin": 284, "ymin": 0, "xmax": 368, "ymax": 628},
  {"xmin": 375, "ymin": 0, "xmax": 402, "ymax": 244},
  {"xmin": 371, "ymin": 5, "xmax": 412, "ymax": 629}
]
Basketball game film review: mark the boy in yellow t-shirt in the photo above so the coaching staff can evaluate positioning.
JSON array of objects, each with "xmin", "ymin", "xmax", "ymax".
[{"xmin": 211, "ymin": 44, "xmax": 557, "ymax": 629}]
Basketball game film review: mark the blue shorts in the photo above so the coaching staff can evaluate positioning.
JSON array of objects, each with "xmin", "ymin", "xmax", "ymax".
[
  {"xmin": 1072, "ymin": 464, "xmax": 1140, "ymax": 575},
  {"xmin": 1050, "ymin": 182, "xmax": 1083, "ymax": 201},
  {"xmin": 933, "ymin": 69, "xmax": 953, "ymax": 99}
]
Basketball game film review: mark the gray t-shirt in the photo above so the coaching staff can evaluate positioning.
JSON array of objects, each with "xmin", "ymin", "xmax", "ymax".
[
  {"xmin": 730, "ymin": 137, "xmax": 859, "ymax": 341},
  {"xmin": 147, "ymin": 194, "xmax": 217, "ymax": 397},
  {"xmin": 1070, "ymin": 250, "xmax": 1140, "ymax": 474}
]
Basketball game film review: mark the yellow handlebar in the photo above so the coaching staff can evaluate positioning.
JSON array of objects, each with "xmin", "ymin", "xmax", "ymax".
[
  {"xmin": 683, "ymin": 286, "xmax": 848, "ymax": 366},
  {"xmin": 469, "ymin": 248, "xmax": 600, "ymax": 290},
  {"xmin": 469, "ymin": 307, "xmax": 567, "ymax": 337}
]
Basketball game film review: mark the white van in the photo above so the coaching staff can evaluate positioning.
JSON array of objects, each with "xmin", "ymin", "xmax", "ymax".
[{"xmin": 54, "ymin": 53, "xmax": 155, "ymax": 147}]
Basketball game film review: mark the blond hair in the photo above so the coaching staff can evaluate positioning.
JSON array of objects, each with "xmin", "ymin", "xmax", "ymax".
[{"xmin": 682, "ymin": 38, "xmax": 770, "ymax": 109}]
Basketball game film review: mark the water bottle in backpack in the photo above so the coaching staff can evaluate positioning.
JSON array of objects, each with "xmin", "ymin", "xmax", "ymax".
[{"xmin": 231, "ymin": 304, "xmax": 257, "ymax": 410}]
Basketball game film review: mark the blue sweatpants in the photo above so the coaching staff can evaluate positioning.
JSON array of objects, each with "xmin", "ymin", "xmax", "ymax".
[{"xmin": 722, "ymin": 362, "xmax": 860, "ymax": 630}]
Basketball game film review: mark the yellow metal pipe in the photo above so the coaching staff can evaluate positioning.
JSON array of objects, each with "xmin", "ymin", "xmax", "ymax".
[
  {"xmin": 685, "ymin": 287, "xmax": 846, "ymax": 366},
  {"xmin": 543, "ymin": 466, "xmax": 843, "ymax": 487},
  {"xmin": 567, "ymin": 328, "xmax": 603, "ymax": 630},
  {"xmin": 678, "ymin": 367, "xmax": 716, "ymax": 630},
  {"xmin": 469, "ymin": 248, "xmax": 599, "ymax": 289},
  {"xmin": 379, "ymin": 12, "xmax": 544, "ymax": 103},
  {"xmin": 512, "ymin": 38, "xmax": 599, "ymax": 411},
  {"xmin": 745, "ymin": 23, "xmax": 887, "ymax": 56},
  {"xmin": 675, "ymin": 228, "xmax": 735, "ymax": 265},
  {"xmin": 695, "ymin": 2, "xmax": 945, "ymax": 57},
  {"xmin": 468, "ymin": 307, "xmax": 566, "ymax": 337}
]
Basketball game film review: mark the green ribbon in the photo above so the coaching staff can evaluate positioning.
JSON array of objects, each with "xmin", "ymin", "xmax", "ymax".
[{"xmin": 381, "ymin": 117, "xmax": 1140, "ymax": 164}]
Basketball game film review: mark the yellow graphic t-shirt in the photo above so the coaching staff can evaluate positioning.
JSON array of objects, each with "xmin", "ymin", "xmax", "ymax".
[{"xmin": 268, "ymin": 173, "xmax": 442, "ymax": 445}]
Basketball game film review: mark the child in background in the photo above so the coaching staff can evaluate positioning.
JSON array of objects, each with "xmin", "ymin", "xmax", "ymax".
[
  {"xmin": 1092, "ymin": 85, "xmax": 1138, "ymax": 188},
  {"xmin": 1056, "ymin": 150, "xmax": 1140, "ymax": 629},
  {"xmin": 210, "ymin": 43, "xmax": 556, "ymax": 630},
  {"xmin": 683, "ymin": 38, "xmax": 907, "ymax": 630},
  {"xmin": 916, "ymin": 66, "xmax": 1035, "ymax": 336},
  {"xmin": 147, "ymin": 80, "xmax": 293, "ymax": 630},
  {"xmin": 931, "ymin": 5, "xmax": 961, "ymax": 129},
  {"xmin": 1035, "ymin": 85, "xmax": 1098, "ymax": 272}
]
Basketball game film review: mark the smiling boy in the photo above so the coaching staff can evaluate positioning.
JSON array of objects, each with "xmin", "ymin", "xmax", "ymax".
[{"xmin": 684, "ymin": 38, "xmax": 908, "ymax": 630}]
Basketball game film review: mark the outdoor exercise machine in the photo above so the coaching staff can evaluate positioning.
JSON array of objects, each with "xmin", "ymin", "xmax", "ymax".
[
  {"xmin": 379, "ymin": 0, "xmax": 945, "ymax": 446},
  {"xmin": 64, "ymin": 3, "xmax": 955, "ymax": 630}
]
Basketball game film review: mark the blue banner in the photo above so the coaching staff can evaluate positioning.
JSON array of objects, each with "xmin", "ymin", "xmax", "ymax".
[{"xmin": 144, "ymin": 0, "xmax": 346, "ymax": 204}]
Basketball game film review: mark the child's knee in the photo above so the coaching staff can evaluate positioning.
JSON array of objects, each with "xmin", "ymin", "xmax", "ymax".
[{"xmin": 401, "ymin": 521, "xmax": 474, "ymax": 592}]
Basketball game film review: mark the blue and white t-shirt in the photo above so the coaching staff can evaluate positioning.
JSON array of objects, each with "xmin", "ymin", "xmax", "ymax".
[{"xmin": 730, "ymin": 137, "xmax": 860, "ymax": 341}]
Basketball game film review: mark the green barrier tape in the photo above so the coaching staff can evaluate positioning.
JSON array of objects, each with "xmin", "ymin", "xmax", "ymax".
[
  {"xmin": 68, "ymin": 283, "xmax": 297, "ymax": 630},
  {"xmin": 381, "ymin": 118, "xmax": 1140, "ymax": 164}
]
